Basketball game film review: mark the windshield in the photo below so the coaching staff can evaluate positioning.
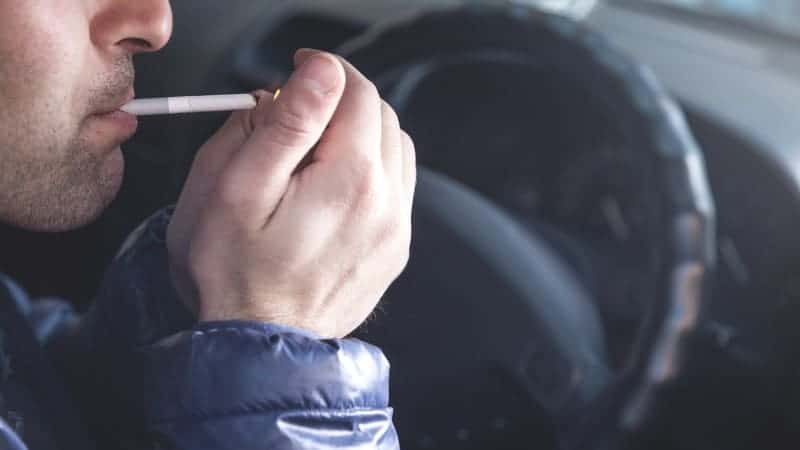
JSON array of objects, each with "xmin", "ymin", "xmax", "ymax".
[{"xmin": 638, "ymin": 0, "xmax": 800, "ymax": 37}]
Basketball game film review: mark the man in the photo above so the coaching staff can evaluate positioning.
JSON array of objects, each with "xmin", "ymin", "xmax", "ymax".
[{"xmin": 0, "ymin": 1, "xmax": 414, "ymax": 449}]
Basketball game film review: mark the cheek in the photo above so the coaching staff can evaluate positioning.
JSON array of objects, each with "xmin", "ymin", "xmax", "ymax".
[
  {"xmin": 0, "ymin": 5, "xmax": 87, "ymax": 112},
  {"xmin": 0, "ymin": 7, "xmax": 89, "ymax": 157}
]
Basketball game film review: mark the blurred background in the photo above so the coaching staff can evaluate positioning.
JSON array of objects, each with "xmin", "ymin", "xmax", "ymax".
[
  {"xmin": 644, "ymin": 0, "xmax": 800, "ymax": 36},
  {"xmin": 2, "ymin": 1, "xmax": 799, "ymax": 449}
]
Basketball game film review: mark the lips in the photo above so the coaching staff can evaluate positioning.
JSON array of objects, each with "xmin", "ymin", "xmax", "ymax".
[
  {"xmin": 94, "ymin": 88, "xmax": 136, "ymax": 116},
  {"xmin": 89, "ymin": 88, "xmax": 139, "ymax": 140}
]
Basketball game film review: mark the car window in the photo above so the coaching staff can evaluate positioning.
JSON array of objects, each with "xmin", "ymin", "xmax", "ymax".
[
  {"xmin": 510, "ymin": 0, "xmax": 599, "ymax": 18},
  {"xmin": 635, "ymin": 0, "xmax": 800, "ymax": 37}
]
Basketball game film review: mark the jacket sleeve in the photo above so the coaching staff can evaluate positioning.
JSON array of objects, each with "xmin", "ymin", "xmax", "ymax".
[
  {"xmin": 54, "ymin": 207, "xmax": 399, "ymax": 450},
  {"xmin": 135, "ymin": 322, "xmax": 397, "ymax": 449}
]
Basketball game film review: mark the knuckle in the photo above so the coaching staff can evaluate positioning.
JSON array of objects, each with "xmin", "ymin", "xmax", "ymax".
[
  {"xmin": 401, "ymin": 129, "xmax": 413, "ymax": 145},
  {"xmin": 213, "ymin": 174, "xmax": 252, "ymax": 213},
  {"xmin": 409, "ymin": 151, "xmax": 418, "ymax": 178},
  {"xmin": 346, "ymin": 148, "xmax": 381, "ymax": 192},
  {"xmin": 351, "ymin": 170, "xmax": 381, "ymax": 210},
  {"xmin": 213, "ymin": 186, "xmax": 242, "ymax": 213},
  {"xmin": 402, "ymin": 131, "xmax": 417, "ymax": 167},
  {"xmin": 351, "ymin": 143, "xmax": 379, "ymax": 170},
  {"xmin": 401, "ymin": 130, "xmax": 415, "ymax": 153},
  {"xmin": 267, "ymin": 101, "xmax": 318, "ymax": 147},
  {"xmin": 361, "ymin": 76, "xmax": 380, "ymax": 98},
  {"xmin": 232, "ymin": 108, "xmax": 255, "ymax": 137},
  {"xmin": 386, "ymin": 232, "xmax": 412, "ymax": 279},
  {"xmin": 350, "ymin": 75, "xmax": 380, "ymax": 104},
  {"xmin": 397, "ymin": 246, "xmax": 411, "ymax": 274},
  {"xmin": 382, "ymin": 101, "xmax": 400, "ymax": 128},
  {"xmin": 374, "ymin": 213, "xmax": 406, "ymax": 249}
]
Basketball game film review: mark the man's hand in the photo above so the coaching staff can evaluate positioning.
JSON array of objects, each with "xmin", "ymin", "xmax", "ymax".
[{"xmin": 166, "ymin": 50, "xmax": 416, "ymax": 338}]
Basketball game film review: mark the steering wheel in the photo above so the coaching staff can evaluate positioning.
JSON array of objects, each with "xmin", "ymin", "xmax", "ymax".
[{"xmin": 338, "ymin": 5, "xmax": 715, "ymax": 449}]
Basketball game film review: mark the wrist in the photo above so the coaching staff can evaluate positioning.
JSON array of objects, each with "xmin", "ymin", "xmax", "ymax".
[{"xmin": 196, "ymin": 302, "xmax": 327, "ymax": 337}]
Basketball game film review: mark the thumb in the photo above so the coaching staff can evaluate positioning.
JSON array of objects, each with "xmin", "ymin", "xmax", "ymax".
[{"xmin": 216, "ymin": 52, "xmax": 346, "ymax": 225}]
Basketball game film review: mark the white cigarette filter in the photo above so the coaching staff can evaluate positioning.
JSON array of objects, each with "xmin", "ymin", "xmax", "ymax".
[{"xmin": 122, "ymin": 94, "xmax": 258, "ymax": 116}]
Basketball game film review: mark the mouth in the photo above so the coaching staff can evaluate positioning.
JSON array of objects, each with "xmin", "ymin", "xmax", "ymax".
[
  {"xmin": 90, "ymin": 88, "xmax": 139, "ymax": 139},
  {"xmin": 93, "ymin": 87, "xmax": 136, "ymax": 115}
]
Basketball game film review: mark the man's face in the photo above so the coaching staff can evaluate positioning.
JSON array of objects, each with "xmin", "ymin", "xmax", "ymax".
[{"xmin": 0, "ymin": 0, "xmax": 172, "ymax": 231}]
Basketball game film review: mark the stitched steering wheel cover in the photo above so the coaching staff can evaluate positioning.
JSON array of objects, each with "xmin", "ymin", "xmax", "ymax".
[{"xmin": 341, "ymin": 4, "xmax": 715, "ymax": 446}]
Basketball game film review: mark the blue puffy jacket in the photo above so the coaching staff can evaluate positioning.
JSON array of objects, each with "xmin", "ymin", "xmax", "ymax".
[{"xmin": 0, "ymin": 208, "xmax": 398, "ymax": 450}]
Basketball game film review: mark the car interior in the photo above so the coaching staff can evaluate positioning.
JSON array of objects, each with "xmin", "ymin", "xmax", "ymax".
[{"xmin": 1, "ymin": 1, "xmax": 799, "ymax": 449}]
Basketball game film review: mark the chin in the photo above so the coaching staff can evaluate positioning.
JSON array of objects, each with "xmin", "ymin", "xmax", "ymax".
[
  {"xmin": 71, "ymin": 147, "xmax": 126, "ymax": 230},
  {"xmin": 16, "ymin": 148, "xmax": 126, "ymax": 233}
]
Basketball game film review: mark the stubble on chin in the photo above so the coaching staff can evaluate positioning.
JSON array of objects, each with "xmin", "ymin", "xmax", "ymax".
[{"xmin": 0, "ymin": 144, "xmax": 125, "ymax": 232}]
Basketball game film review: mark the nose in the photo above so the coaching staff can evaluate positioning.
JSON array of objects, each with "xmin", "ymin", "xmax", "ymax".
[{"xmin": 91, "ymin": 0, "xmax": 173, "ymax": 55}]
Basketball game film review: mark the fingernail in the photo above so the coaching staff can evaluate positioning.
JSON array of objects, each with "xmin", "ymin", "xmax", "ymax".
[
  {"xmin": 295, "ymin": 53, "xmax": 342, "ymax": 94},
  {"xmin": 294, "ymin": 48, "xmax": 319, "ymax": 67}
]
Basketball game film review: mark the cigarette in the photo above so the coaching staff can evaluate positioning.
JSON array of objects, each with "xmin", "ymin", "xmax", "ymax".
[{"xmin": 121, "ymin": 93, "xmax": 260, "ymax": 116}]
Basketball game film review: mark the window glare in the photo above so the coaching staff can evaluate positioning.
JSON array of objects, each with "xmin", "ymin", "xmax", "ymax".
[{"xmin": 641, "ymin": 0, "xmax": 800, "ymax": 36}]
